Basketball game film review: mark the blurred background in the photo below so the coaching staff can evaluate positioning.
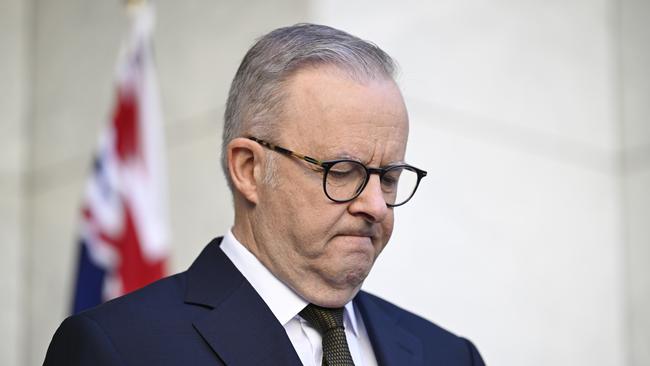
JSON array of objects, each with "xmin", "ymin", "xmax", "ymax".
[{"xmin": 1, "ymin": 0, "xmax": 649, "ymax": 365}]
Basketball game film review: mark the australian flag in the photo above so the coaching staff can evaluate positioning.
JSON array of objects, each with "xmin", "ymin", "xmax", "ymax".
[{"xmin": 72, "ymin": 3, "xmax": 170, "ymax": 314}]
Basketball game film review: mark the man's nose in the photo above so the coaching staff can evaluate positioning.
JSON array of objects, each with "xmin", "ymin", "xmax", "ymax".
[{"xmin": 348, "ymin": 174, "xmax": 389, "ymax": 222}]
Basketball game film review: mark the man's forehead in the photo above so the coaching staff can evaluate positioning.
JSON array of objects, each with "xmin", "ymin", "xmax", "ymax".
[
  {"xmin": 287, "ymin": 119, "xmax": 408, "ymax": 162},
  {"xmin": 316, "ymin": 134, "xmax": 408, "ymax": 163},
  {"xmin": 275, "ymin": 66, "xmax": 408, "ymax": 162}
]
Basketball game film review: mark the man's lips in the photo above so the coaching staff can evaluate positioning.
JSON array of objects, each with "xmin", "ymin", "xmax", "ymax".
[
  {"xmin": 340, "ymin": 232, "xmax": 372, "ymax": 237},
  {"xmin": 335, "ymin": 230, "xmax": 377, "ymax": 244},
  {"xmin": 338, "ymin": 228, "xmax": 376, "ymax": 237},
  {"xmin": 340, "ymin": 222, "xmax": 378, "ymax": 235}
]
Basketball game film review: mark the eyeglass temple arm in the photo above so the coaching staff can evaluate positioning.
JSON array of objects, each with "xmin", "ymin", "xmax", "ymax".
[{"xmin": 247, "ymin": 136, "xmax": 325, "ymax": 166}]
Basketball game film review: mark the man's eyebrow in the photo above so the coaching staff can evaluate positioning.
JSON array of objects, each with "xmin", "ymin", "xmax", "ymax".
[
  {"xmin": 326, "ymin": 153, "xmax": 408, "ymax": 167},
  {"xmin": 337, "ymin": 153, "xmax": 363, "ymax": 161},
  {"xmin": 320, "ymin": 150, "xmax": 361, "ymax": 161},
  {"xmin": 387, "ymin": 159, "xmax": 407, "ymax": 166}
]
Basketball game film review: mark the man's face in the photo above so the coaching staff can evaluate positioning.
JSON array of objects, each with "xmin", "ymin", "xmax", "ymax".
[{"xmin": 251, "ymin": 66, "xmax": 409, "ymax": 307}]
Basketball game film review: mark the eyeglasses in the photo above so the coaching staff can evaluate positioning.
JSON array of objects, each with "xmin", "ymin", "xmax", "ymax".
[{"xmin": 248, "ymin": 137, "xmax": 427, "ymax": 207}]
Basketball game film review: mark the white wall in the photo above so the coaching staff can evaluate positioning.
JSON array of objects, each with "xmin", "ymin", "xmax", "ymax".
[
  {"xmin": 0, "ymin": 0, "xmax": 647, "ymax": 365},
  {"xmin": 27, "ymin": 2, "xmax": 125, "ymax": 364},
  {"xmin": 620, "ymin": 0, "xmax": 650, "ymax": 364},
  {"xmin": 0, "ymin": 0, "xmax": 30, "ymax": 365},
  {"xmin": 311, "ymin": 0, "xmax": 628, "ymax": 365}
]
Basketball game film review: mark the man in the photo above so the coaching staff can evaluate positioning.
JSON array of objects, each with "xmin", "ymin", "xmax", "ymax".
[{"xmin": 45, "ymin": 23, "xmax": 485, "ymax": 365}]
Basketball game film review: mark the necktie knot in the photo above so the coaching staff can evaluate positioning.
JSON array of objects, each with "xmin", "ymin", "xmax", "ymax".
[{"xmin": 299, "ymin": 304, "xmax": 344, "ymax": 333}]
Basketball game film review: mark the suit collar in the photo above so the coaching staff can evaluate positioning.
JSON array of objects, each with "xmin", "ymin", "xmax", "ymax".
[
  {"xmin": 185, "ymin": 238, "xmax": 302, "ymax": 365},
  {"xmin": 185, "ymin": 237, "xmax": 239, "ymax": 308},
  {"xmin": 355, "ymin": 292, "xmax": 423, "ymax": 366}
]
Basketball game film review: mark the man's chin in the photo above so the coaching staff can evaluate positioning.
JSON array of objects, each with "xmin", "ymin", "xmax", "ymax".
[
  {"xmin": 330, "ymin": 265, "xmax": 371, "ymax": 298},
  {"xmin": 298, "ymin": 268, "xmax": 370, "ymax": 307},
  {"xmin": 306, "ymin": 285, "xmax": 363, "ymax": 308},
  {"xmin": 342, "ymin": 265, "xmax": 371, "ymax": 288}
]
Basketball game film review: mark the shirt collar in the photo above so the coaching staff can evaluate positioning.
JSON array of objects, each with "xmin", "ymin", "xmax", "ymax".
[
  {"xmin": 344, "ymin": 301, "xmax": 360, "ymax": 336},
  {"xmin": 220, "ymin": 230, "xmax": 306, "ymax": 325},
  {"xmin": 220, "ymin": 229, "xmax": 360, "ymax": 336}
]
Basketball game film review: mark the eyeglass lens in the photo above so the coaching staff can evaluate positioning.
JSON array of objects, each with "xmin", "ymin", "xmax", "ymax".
[{"xmin": 324, "ymin": 161, "xmax": 419, "ymax": 206}]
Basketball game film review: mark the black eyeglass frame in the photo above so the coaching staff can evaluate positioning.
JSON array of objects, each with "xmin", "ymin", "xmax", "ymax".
[{"xmin": 247, "ymin": 136, "xmax": 427, "ymax": 207}]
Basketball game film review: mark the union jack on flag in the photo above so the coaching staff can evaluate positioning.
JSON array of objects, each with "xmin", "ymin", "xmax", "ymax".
[{"xmin": 72, "ymin": 3, "xmax": 170, "ymax": 314}]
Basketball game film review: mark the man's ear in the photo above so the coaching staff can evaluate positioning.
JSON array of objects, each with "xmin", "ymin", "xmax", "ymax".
[{"xmin": 227, "ymin": 137, "xmax": 263, "ymax": 204}]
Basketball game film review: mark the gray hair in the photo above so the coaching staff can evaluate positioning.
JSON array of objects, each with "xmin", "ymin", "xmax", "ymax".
[{"xmin": 221, "ymin": 23, "xmax": 397, "ymax": 189}]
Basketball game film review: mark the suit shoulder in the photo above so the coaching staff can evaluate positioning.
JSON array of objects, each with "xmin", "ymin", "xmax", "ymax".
[
  {"xmin": 76, "ymin": 272, "xmax": 193, "ymax": 333},
  {"xmin": 358, "ymin": 291, "xmax": 454, "ymax": 334},
  {"xmin": 44, "ymin": 312, "xmax": 126, "ymax": 365},
  {"xmin": 45, "ymin": 272, "xmax": 211, "ymax": 365},
  {"xmin": 357, "ymin": 291, "xmax": 485, "ymax": 365}
]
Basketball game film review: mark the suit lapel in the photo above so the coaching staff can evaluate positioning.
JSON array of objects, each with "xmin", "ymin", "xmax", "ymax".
[
  {"xmin": 355, "ymin": 292, "xmax": 423, "ymax": 366},
  {"xmin": 185, "ymin": 238, "xmax": 302, "ymax": 366}
]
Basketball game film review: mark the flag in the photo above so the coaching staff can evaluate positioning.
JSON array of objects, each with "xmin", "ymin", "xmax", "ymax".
[{"xmin": 72, "ymin": 2, "xmax": 170, "ymax": 314}]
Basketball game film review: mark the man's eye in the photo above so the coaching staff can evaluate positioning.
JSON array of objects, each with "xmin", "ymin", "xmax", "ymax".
[
  {"xmin": 382, "ymin": 175, "xmax": 397, "ymax": 185},
  {"xmin": 381, "ymin": 177, "xmax": 398, "ymax": 190},
  {"xmin": 382, "ymin": 170, "xmax": 402, "ymax": 188},
  {"xmin": 329, "ymin": 168, "xmax": 354, "ymax": 176},
  {"xmin": 328, "ymin": 162, "xmax": 361, "ymax": 177}
]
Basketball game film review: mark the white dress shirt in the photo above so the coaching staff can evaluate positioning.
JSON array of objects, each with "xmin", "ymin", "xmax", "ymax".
[{"xmin": 220, "ymin": 230, "xmax": 378, "ymax": 366}]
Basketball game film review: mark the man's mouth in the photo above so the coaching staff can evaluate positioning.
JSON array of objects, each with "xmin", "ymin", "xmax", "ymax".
[{"xmin": 335, "ymin": 232, "xmax": 376, "ymax": 247}]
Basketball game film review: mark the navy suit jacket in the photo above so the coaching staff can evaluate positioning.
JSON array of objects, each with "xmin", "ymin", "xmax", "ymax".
[{"xmin": 44, "ymin": 237, "xmax": 485, "ymax": 365}]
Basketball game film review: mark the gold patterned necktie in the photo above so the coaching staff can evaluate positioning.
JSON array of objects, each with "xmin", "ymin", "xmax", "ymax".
[{"xmin": 299, "ymin": 304, "xmax": 355, "ymax": 366}]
